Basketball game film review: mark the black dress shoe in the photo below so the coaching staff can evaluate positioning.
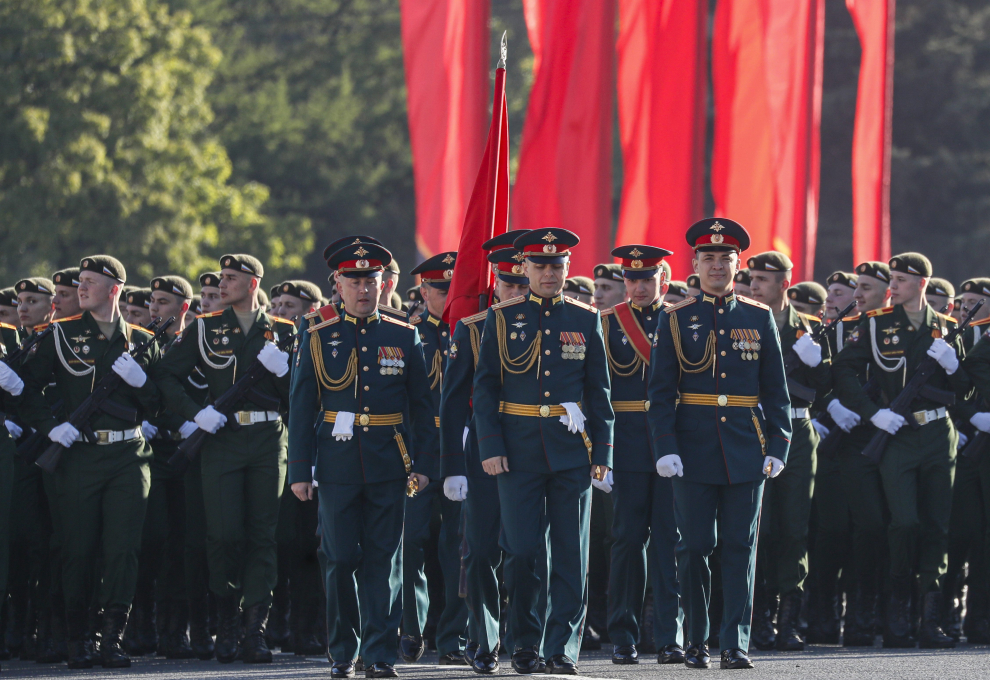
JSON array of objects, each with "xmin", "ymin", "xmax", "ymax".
[
  {"xmin": 720, "ymin": 648, "xmax": 754, "ymax": 669},
  {"xmin": 331, "ymin": 660, "xmax": 356, "ymax": 678},
  {"xmin": 510, "ymin": 646, "xmax": 541, "ymax": 674},
  {"xmin": 684, "ymin": 643, "xmax": 710, "ymax": 669},
  {"xmin": 472, "ymin": 650, "xmax": 500, "ymax": 675},
  {"xmin": 399, "ymin": 634, "xmax": 424, "ymax": 663},
  {"xmin": 465, "ymin": 640, "xmax": 480, "ymax": 664},
  {"xmin": 657, "ymin": 644, "xmax": 685, "ymax": 664},
  {"xmin": 545, "ymin": 654, "xmax": 577, "ymax": 674},
  {"xmin": 611, "ymin": 644, "xmax": 639, "ymax": 664},
  {"xmin": 439, "ymin": 651, "xmax": 468, "ymax": 665},
  {"xmin": 365, "ymin": 661, "xmax": 399, "ymax": 678}
]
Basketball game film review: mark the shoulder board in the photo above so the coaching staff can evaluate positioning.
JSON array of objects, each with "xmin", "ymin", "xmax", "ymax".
[
  {"xmin": 128, "ymin": 323, "xmax": 154, "ymax": 336},
  {"xmin": 34, "ymin": 323, "xmax": 51, "ymax": 332},
  {"xmin": 600, "ymin": 307, "xmax": 615, "ymax": 317},
  {"xmin": 737, "ymin": 295, "xmax": 769, "ymax": 310},
  {"xmin": 54, "ymin": 314, "xmax": 82, "ymax": 323},
  {"xmin": 461, "ymin": 309, "xmax": 489, "ymax": 325},
  {"xmin": 664, "ymin": 298, "xmax": 697, "ymax": 313},
  {"xmin": 799, "ymin": 312, "xmax": 822, "ymax": 324},
  {"xmin": 378, "ymin": 303, "xmax": 408, "ymax": 318},
  {"xmin": 409, "ymin": 314, "xmax": 422, "ymax": 325},
  {"xmin": 0, "ymin": 322, "xmax": 16, "ymax": 330},
  {"xmin": 663, "ymin": 301, "xmax": 673, "ymax": 309},
  {"xmin": 937, "ymin": 312, "xmax": 955, "ymax": 324},
  {"xmin": 382, "ymin": 314, "xmax": 414, "ymax": 330},
  {"xmin": 303, "ymin": 309, "xmax": 320, "ymax": 320},
  {"xmin": 492, "ymin": 295, "xmax": 526, "ymax": 310},
  {"xmin": 563, "ymin": 297, "xmax": 597, "ymax": 312},
  {"xmin": 271, "ymin": 316, "xmax": 295, "ymax": 326},
  {"xmin": 196, "ymin": 311, "xmax": 223, "ymax": 319},
  {"xmin": 971, "ymin": 317, "xmax": 990, "ymax": 327},
  {"xmin": 306, "ymin": 316, "xmax": 340, "ymax": 333},
  {"xmin": 866, "ymin": 306, "xmax": 894, "ymax": 318},
  {"xmin": 842, "ymin": 313, "xmax": 862, "ymax": 322}
]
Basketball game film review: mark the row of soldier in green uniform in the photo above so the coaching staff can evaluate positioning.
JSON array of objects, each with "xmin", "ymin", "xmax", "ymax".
[{"xmin": 0, "ymin": 216, "xmax": 986, "ymax": 678}]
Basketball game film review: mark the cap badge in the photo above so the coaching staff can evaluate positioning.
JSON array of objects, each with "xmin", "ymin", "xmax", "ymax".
[
  {"xmin": 283, "ymin": 284, "xmax": 290, "ymax": 292},
  {"xmin": 711, "ymin": 234, "xmax": 724, "ymax": 244},
  {"xmin": 543, "ymin": 244, "xmax": 557, "ymax": 254},
  {"xmin": 442, "ymin": 254, "xmax": 455, "ymax": 265},
  {"xmin": 631, "ymin": 260, "xmax": 643, "ymax": 269},
  {"xmin": 19, "ymin": 283, "xmax": 25, "ymax": 290},
  {"xmin": 629, "ymin": 248, "xmax": 644, "ymax": 258},
  {"xmin": 224, "ymin": 258, "xmax": 231, "ymax": 266},
  {"xmin": 542, "ymin": 232, "xmax": 557, "ymax": 242},
  {"xmin": 443, "ymin": 269, "xmax": 453, "ymax": 280},
  {"xmin": 512, "ymin": 265, "xmax": 523, "ymax": 274},
  {"xmin": 710, "ymin": 221, "xmax": 725, "ymax": 232},
  {"xmin": 356, "ymin": 259, "xmax": 370, "ymax": 269},
  {"xmin": 82, "ymin": 260, "xmax": 89, "ymax": 267},
  {"xmin": 354, "ymin": 246, "xmax": 369, "ymax": 257}
]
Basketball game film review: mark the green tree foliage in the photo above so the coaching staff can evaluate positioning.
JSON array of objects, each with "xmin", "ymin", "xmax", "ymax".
[{"xmin": 0, "ymin": 0, "xmax": 311, "ymax": 285}]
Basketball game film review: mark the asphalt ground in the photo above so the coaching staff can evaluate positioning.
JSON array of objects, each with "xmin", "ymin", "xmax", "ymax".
[{"xmin": 2, "ymin": 644, "xmax": 989, "ymax": 680}]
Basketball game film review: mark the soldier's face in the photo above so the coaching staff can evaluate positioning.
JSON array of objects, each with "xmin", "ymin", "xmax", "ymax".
[
  {"xmin": 337, "ymin": 273, "xmax": 382, "ymax": 318},
  {"xmin": 53, "ymin": 285, "xmax": 81, "ymax": 320},
  {"xmin": 693, "ymin": 250, "xmax": 738, "ymax": 294},
  {"xmin": 889, "ymin": 272, "xmax": 925, "ymax": 307},
  {"xmin": 960, "ymin": 293, "xmax": 990, "ymax": 322},
  {"xmin": 16, "ymin": 292, "xmax": 53, "ymax": 329},
  {"xmin": 218, "ymin": 270, "xmax": 257, "ymax": 307},
  {"xmin": 748, "ymin": 271, "xmax": 790, "ymax": 307},
  {"xmin": 280, "ymin": 295, "xmax": 315, "ymax": 321},
  {"xmin": 0, "ymin": 306, "xmax": 17, "ymax": 325},
  {"xmin": 853, "ymin": 276, "xmax": 889, "ymax": 313},
  {"xmin": 149, "ymin": 291, "xmax": 188, "ymax": 325},
  {"xmin": 379, "ymin": 273, "xmax": 396, "ymax": 305},
  {"xmin": 525, "ymin": 261, "xmax": 568, "ymax": 297},
  {"xmin": 77, "ymin": 272, "xmax": 117, "ymax": 312},
  {"xmin": 200, "ymin": 287, "xmax": 223, "ymax": 312},
  {"xmin": 125, "ymin": 305, "xmax": 153, "ymax": 327},
  {"xmin": 594, "ymin": 278, "xmax": 626, "ymax": 310},
  {"xmin": 926, "ymin": 294, "xmax": 952, "ymax": 315},
  {"xmin": 269, "ymin": 295, "xmax": 283, "ymax": 317},
  {"xmin": 420, "ymin": 284, "xmax": 448, "ymax": 318},
  {"xmin": 826, "ymin": 283, "xmax": 856, "ymax": 320},
  {"xmin": 624, "ymin": 272, "xmax": 664, "ymax": 308}
]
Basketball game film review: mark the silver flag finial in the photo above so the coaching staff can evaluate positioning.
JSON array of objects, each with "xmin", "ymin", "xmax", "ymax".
[{"xmin": 498, "ymin": 31, "xmax": 507, "ymax": 69}]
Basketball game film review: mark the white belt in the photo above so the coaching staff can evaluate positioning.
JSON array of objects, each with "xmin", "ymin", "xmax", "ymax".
[
  {"xmin": 912, "ymin": 407, "xmax": 948, "ymax": 426},
  {"xmin": 84, "ymin": 428, "xmax": 142, "ymax": 445},
  {"xmin": 790, "ymin": 408, "xmax": 810, "ymax": 419},
  {"xmin": 232, "ymin": 411, "xmax": 281, "ymax": 426}
]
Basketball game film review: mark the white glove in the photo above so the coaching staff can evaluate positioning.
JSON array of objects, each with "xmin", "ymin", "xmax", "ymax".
[
  {"xmin": 591, "ymin": 469, "xmax": 614, "ymax": 493},
  {"xmin": 332, "ymin": 411, "xmax": 355, "ymax": 441},
  {"xmin": 0, "ymin": 362, "xmax": 23, "ymax": 396},
  {"xmin": 48, "ymin": 422, "xmax": 79, "ymax": 448},
  {"xmin": 443, "ymin": 476, "xmax": 468, "ymax": 502},
  {"xmin": 141, "ymin": 421, "xmax": 158, "ymax": 439},
  {"xmin": 258, "ymin": 342, "xmax": 290, "ymax": 377},
  {"xmin": 793, "ymin": 333, "xmax": 823, "ymax": 368},
  {"xmin": 462, "ymin": 426, "xmax": 470, "ymax": 449},
  {"xmin": 971, "ymin": 412, "xmax": 990, "ymax": 434},
  {"xmin": 827, "ymin": 398, "xmax": 862, "ymax": 433},
  {"xmin": 4, "ymin": 420, "xmax": 22, "ymax": 439},
  {"xmin": 870, "ymin": 408, "xmax": 906, "ymax": 435},
  {"xmin": 194, "ymin": 405, "xmax": 227, "ymax": 434},
  {"xmin": 811, "ymin": 419, "xmax": 830, "ymax": 439},
  {"xmin": 764, "ymin": 456, "xmax": 785, "ymax": 478},
  {"xmin": 656, "ymin": 454, "xmax": 684, "ymax": 478},
  {"xmin": 927, "ymin": 338, "xmax": 959, "ymax": 375},
  {"xmin": 179, "ymin": 421, "xmax": 199, "ymax": 439},
  {"xmin": 558, "ymin": 402, "xmax": 586, "ymax": 434},
  {"xmin": 958, "ymin": 431, "xmax": 969, "ymax": 449},
  {"xmin": 112, "ymin": 352, "xmax": 147, "ymax": 388}
]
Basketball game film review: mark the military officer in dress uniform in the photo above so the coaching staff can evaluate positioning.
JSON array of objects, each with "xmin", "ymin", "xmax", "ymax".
[
  {"xmin": 21, "ymin": 256, "xmax": 162, "ymax": 669},
  {"xmin": 154, "ymin": 254, "xmax": 294, "ymax": 664},
  {"xmin": 288, "ymin": 243, "xmax": 437, "ymax": 679},
  {"xmin": 0, "ymin": 318, "xmax": 21, "ymax": 675},
  {"xmin": 649, "ymin": 219, "xmax": 791, "ymax": 670},
  {"xmin": 746, "ymin": 252, "xmax": 830, "ymax": 652},
  {"xmin": 833, "ymin": 253, "xmax": 966, "ymax": 649},
  {"xmin": 52, "ymin": 269, "xmax": 82, "ymax": 320},
  {"xmin": 473, "ymin": 228, "xmax": 614, "ymax": 675},
  {"xmin": 602, "ymin": 245, "xmax": 685, "ymax": 666}
]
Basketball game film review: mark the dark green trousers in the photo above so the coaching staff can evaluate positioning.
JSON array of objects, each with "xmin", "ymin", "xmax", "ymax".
[
  {"xmin": 944, "ymin": 451, "xmax": 986, "ymax": 605},
  {"xmin": 55, "ymin": 441, "xmax": 150, "ymax": 611},
  {"xmin": 838, "ymin": 433, "xmax": 886, "ymax": 586},
  {"xmin": 879, "ymin": 419, "xmax": 955, "ymax": 593},
  {"xmin": 183, "ymin": 456, "xmax": 210, "ymax": 604},
  {"xmin": 673, "ymin": 478, "xmax": 763, "ymax": 651},
  {"xmin": 140, "ymin": 452, "xmax": 187, "ymax": 602},
  {"xmin": 200, "ymin": 421, "xmax": 286, "ymax": 608},
  {"xmin": 0, "ymin": 437, "xmax": 13, "ymax": 595},
  {"xmin": 8, "ymin": 458, "xmax": 51, "ymax": 614},
  {"xmin": 464, "ymin": 474, "xmax": 501, "ymax": 653},
  {"xmin": 809, "ymin": 445, "xmax": 851, "ymax": 613},
  {"xmin": 498, "ymin": 466, "xmax": 591, "ymax": 661},
  {"xmin": 275, "ymin": 483, "xmax": 323, "ymax": 627},
  {"xmin": 319, "ymin": 479, "xmax": 405, "ymax": 666},
  {"xmin": 758, "ymin": 418, "xmax": 817, "ymax": 597},
  {"xmin": 41, "ymin": 471, "xmax": 63, "ymax": 608}
]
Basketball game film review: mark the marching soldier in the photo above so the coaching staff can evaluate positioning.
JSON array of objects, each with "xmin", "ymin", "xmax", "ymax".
[
  {"xmin": 268, "ymin": 286, "xmax": 283, "ymax": 319},
  {"xmin": 563, "ymin": 277, "xmax": 595, "ymax": 306},
  {"xmin": 473, "ymin": 228, "xmax": 614, "ymax": 675},
  {"xmin": 649, "ymin": 219, "xmax": 791, "ymax": 670},
  {"xmin": 833, "ymin": 253, "xmax": 966, "ymax": 648},
  {"xmin": 686, "ymin": 274, "xmax": 701, "ymax": 298},
  {"xmin": 0, "ymin": 287, "xmax": 19, "ymax": 326},
  {"xmin": 288, "ymin": 242, "xmax": 437, "ymax": 679},
  {"xmin": 198, "ymin": 273, "xmax": 223, "ymax": 314},
  {"xmin": 602, "ymin": 245, "xmax": 685, "ymax": 665},
  {"xmin": 0, "ymin": 318, "xmax": 20, "ymax": 674},
  {"xmin": 664, "ymin": 282, "xmax": 689, "ymax": 306},
  {"xmin": 154, "ymin": 255, "xmax": 294, "ymax": 663},
  {"xmin": 787, "ymin": 282, "xmax": 827, "ymax": 319},
  {"xmin": 927, "ymin": 278, "xmax": 956, "ymax": 316},
  {"xmin": 733, "ymin": 270, "xmax": 752, "ymax": 298},
  {"xmin": 20, "ymin": 256, "xmax": 162, "ymax": 669},
  {"xmin": 52, "ymin": 269, "xmax": 82, "ymax": 320},
  {"xmin": 593, "ymin": 263, "xmax": 626, "ymax": 310},
  {"xmin": 747, "ymin": 252, "xmax": 830, "ymax": 652}
]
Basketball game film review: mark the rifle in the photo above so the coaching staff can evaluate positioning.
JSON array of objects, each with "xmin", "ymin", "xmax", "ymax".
[
  {"xmin": 3, "ymin": 324, "xmax": 55, "ymax": 367},
  {"xmin": 860, "ymin": 300, "xmax": 984, "ymax": 465},
  {"xmin": 782, "ymin": 301, "xmax": 857, "ymax": 403},
  {"xmin": 168, "ymin": 327, "xmax": 296, "ymax": 470},
  {"xmin": 35, "ymin": 317, "xmax": 174, "ymax": 473}
]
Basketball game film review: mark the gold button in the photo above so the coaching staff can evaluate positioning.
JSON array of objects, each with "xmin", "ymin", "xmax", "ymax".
[
  {"xmin": 545, "ymin": 311, "xmax": 550, "ymax": 316},
  {"xmin": 442, "ymin": 331, "xmax": 447, "ymax": 337},
  {"xmin": 648, "ymin": 333, "xmax": 654, "ymax": 339},
  {"xmin": 364, "ymin": 407, "xmax": 370, "ymax": 413},
  {"xmin": 363, "ymin": 385, "xmax": 369, "ymax": 391},
  {"xmin": 545, "ymin": 370, "xmax": 550, "ymax": 376},
  {"xmin": 358, "ymin": 414, "xmax": 370, "ymax": 426},
  {"xmin": 721, "ymin": 351, "xmax": 726, "ymax": 356},
  {"xmin": 544, "ymin": 391, "xmax": 550, "ymax": 397},
  {"xmin": 361, "ymin": 329, "xmax": 366, "ymax": 334},
  {"xmin": 361, "ymin": 346, "xmax": 367, "ymax": 352},
  {"xmin": 647, "ymin": 316, "xmax": 652, "ymax": 321},
  {"xmin": 717, "ymin": 395, "xmax": 728, "ymax": 407},
  {"xmin": 545, "ymin": 329, "xmax": 550, "ymax": 335},
  {"xmin": 719, "ymin": 329, "xmax": 725, "ymax": 335},
  {"xmin": 721, "ymin": 416, "xmax": 726, "ymax": 422},
  {"xmin": 363, "ymin": 366, "xmax": 368, "ymax": 371},
  {"xmin": 539, "ymin": 405, "xmax": 551, "ymax": 417},
  {"xmin": 644, "ymin": 401, "xmax": 651, "ymax": 411},
  {"xmin": 719, "ymin": 309, "xmax": 724, "ymax": 314},
  {"xmin": 363, "ymin": 427, "xmax": 369, "ymax": 432},
  {"xmin": 545, "ymin": 350, "xmax": 551, "ymax": 355},
  {"xmin": 443, "ymin": 350, "xmax": 448, "ymax": 356},
  {"xmin": 721, "ymin": 373, "xmax": 726, "ymax": 378}
]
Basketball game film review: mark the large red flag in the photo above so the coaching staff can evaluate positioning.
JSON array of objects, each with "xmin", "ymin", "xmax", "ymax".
[
  {"xmin": 400, "ymin": 0, "xmax": 488, "ymax": 260},
  {"xmin": 847, "ymin": 0, "xmax": 895, "ymax": 265},
  {"xmin": 442, "ymin": 44, "xmax": 510, "ymax": 325},
  {"xmin": 615, "ymin": 0, "xmax": 707, "ymax": 280},
  {"xmin": 513, "ymin": 0, "xmax": 615, "ymax": 276}
]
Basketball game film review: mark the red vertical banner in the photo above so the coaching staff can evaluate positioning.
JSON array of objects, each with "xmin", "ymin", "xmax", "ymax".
[
  {"xmin": 400, "ymin": 0, "xmax": 489, "ymax": 260},
  {"xmin": 513, "ymin": 0, "xmax": 615, "ymax": 276},
  {"xmin": 847, "ymin": 0, "xmax": 895, "ymax": 265},
  {"xmin": 615, "ymin": 0, "xmax": 707, "ymax": 280}
]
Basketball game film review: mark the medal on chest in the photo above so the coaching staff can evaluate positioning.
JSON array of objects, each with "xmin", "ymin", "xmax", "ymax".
[
  {"xmin": 379, "ymin": 347, "xmax": 405, "ymax": 375},
  {"xmin": 560, "ymin": 332, "xmax": 586, "ymax": 360},
  {"xmin": 730, "ymin": 329, "xmax": 761, "ymax": 360}
]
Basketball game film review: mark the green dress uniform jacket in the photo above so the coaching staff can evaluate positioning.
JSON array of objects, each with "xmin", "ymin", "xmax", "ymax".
[{"xmin": 439, "ymin": 312, "xmax": 486, "ymax": 479}]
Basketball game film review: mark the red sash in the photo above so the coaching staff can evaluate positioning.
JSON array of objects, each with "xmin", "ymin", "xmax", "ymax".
[{"xmin": 612, "ymin": 301, "xmax": 652, "ymax": 366}]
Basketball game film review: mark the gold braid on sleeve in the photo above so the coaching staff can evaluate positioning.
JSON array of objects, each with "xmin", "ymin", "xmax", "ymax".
[
  {"xmin": 495, "ymin": 308, "xmax": 541, "ymax": 377},
  {"xmin": 309, "ymin": 331, "xmax": 358, "ymax": 392},
  {"xmin": 428, "ymin": 349, "xmax": 444, "ymax": 391},
  {"xmin": 669, "ymin": 311, "xmax": 715, "ymax": 374},
  {"xmin": 602, "ymin": 315, "xmax": 643, "ymax": 377}
]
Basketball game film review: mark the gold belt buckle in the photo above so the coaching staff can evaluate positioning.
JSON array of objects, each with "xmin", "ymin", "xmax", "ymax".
[
  {"xmin": 358, "ymin": 414, "xmax": 371, "ymax": 426},
  {"xmin": 643, "ymin": 401, "xmax": 651, "ymax": 412},
  {"xmin": 237, "ymin": 412, "xmax": 252, "ymax": 425},
  {"xmin": 96, "ymin": 431, "xmax": 110, "ymax": 445},
  {"xmin": 717, "ymin": 395, "xmax": 728, "ymax": 407},
  {"xmin": 539, "ymin": 405, "xmax": 551, "ymax": 418},
  {"xmin": 914, "ymin": 411, "xmax": 927, "ymax": 426}
]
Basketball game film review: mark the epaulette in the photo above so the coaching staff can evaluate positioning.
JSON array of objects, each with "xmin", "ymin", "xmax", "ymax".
[
  {"xmin": 382, "ymin": 314, "xmax": 415, "ymax": 330},
  {"xmin": 971, "ymin": 317, "xmax": 990, "ymax": 327},
  {"xmin": 664, "ymin": 298, "xmax": 697, "ymax": 313},
  {"xmin": 842, "ymin": 313, "xmax": 862, "ymax": 322},
  {"xmin": 866, "ymin": 306, "xmax": 894, "ymax": 318},
  {"xmin": 461, "ymin": 309, "xmax": 489, "ymax": 325},
  {"xmin": 409, "ymin": 314, "xmax": 422, "ymax": 325},
  {"xmin": 378, "ymin": 303, "xmax": 408, "ymax": 318},
  {"xmin": 128, "ymin": 323, "xmax": 154, "ymax": 336},
  {"xmin": 271, "ymin": 316, "xmax": 295, "ymax": 326},
  {"xmin": 798, "ymin": 312, "xmax": 822, "ymax": 324},
  {"xmin": 196, "ymin": 311, "xmax": 223, "ymax": 319},
  {"xmin": 303, "ymin": 309, "xmax": 320, "ymax": 320},
  {"xmin": 600, "ymin": 307, "xmax": 614, "ymax": 317},
  {"xmin": 0, "ymin": 322, "xmax": 16, "ymax": 330},
  {"xmin": 563, "ymin": 296, "xmax": 597, "ymax": 312},
  {"xmin": 54, "ymin": 314, "xmax": 82, "ymax": 323},
  {"xmin": 492, "ymin": 295, "xmax": 526, "ymax": 310},
  {"xmin": 737, "ymin": 296, "xmax": 769, "ymax": 310},
  {"xmin": 34, "ymin": 323, "xmax": 51, "ymax": 332},
  {"xmin": 663, "ymin": 301, "xmax": 673, "ymax": 309}
]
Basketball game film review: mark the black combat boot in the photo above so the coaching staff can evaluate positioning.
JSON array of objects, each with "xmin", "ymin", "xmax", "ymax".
[
  {"xmin": 750, "ymin": 583, "xmax": 777, "ymax": 651},
  {"xmin": 123, "ymin": 598, "xmax": 145, "ymax": 656},
  {"xmin": 292, "ymin": 598, "xmax": 325, "ymax": 656},
  {"xmin": 843, "ymin": 578, "xmax": 878, "ymax": 647},
  {"xmin": 882, "ymin": 579, "xmax": 915, "ymax": 648},
  {"xmin": 776, "ymin": 592, "xmax": 805, "ymax": 651},
  {"xmin": 918, "ymin": 591, "xmax": 955, "ymax": 649},
  {"xmin": 49, "ymin": 598, "xmax": 68, "ymax": 662},
  {"xmin": 214, "ymin": 596, "xmax": 241, "ymax": 664},
  {"xmin": 100, "ymin": 605, "xmax": 132, "ymax": 668},
  {"xmin": 963, "ymin": 589, "xmax": 990, "ymax": 644},
  {"xmin": 189, "ymin": 596, "xmax": 215, "ymax": 660},
  {"xmin": 241, "ymin": 604, "xmax": 273, "ymax": 663},
  {"xmin": 66, "ymin": 609, "xmax": 94, "ymax": 669},
  {"xmin": 166, "ymin": 600, "xmax": 196, "ymax": 659}
]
